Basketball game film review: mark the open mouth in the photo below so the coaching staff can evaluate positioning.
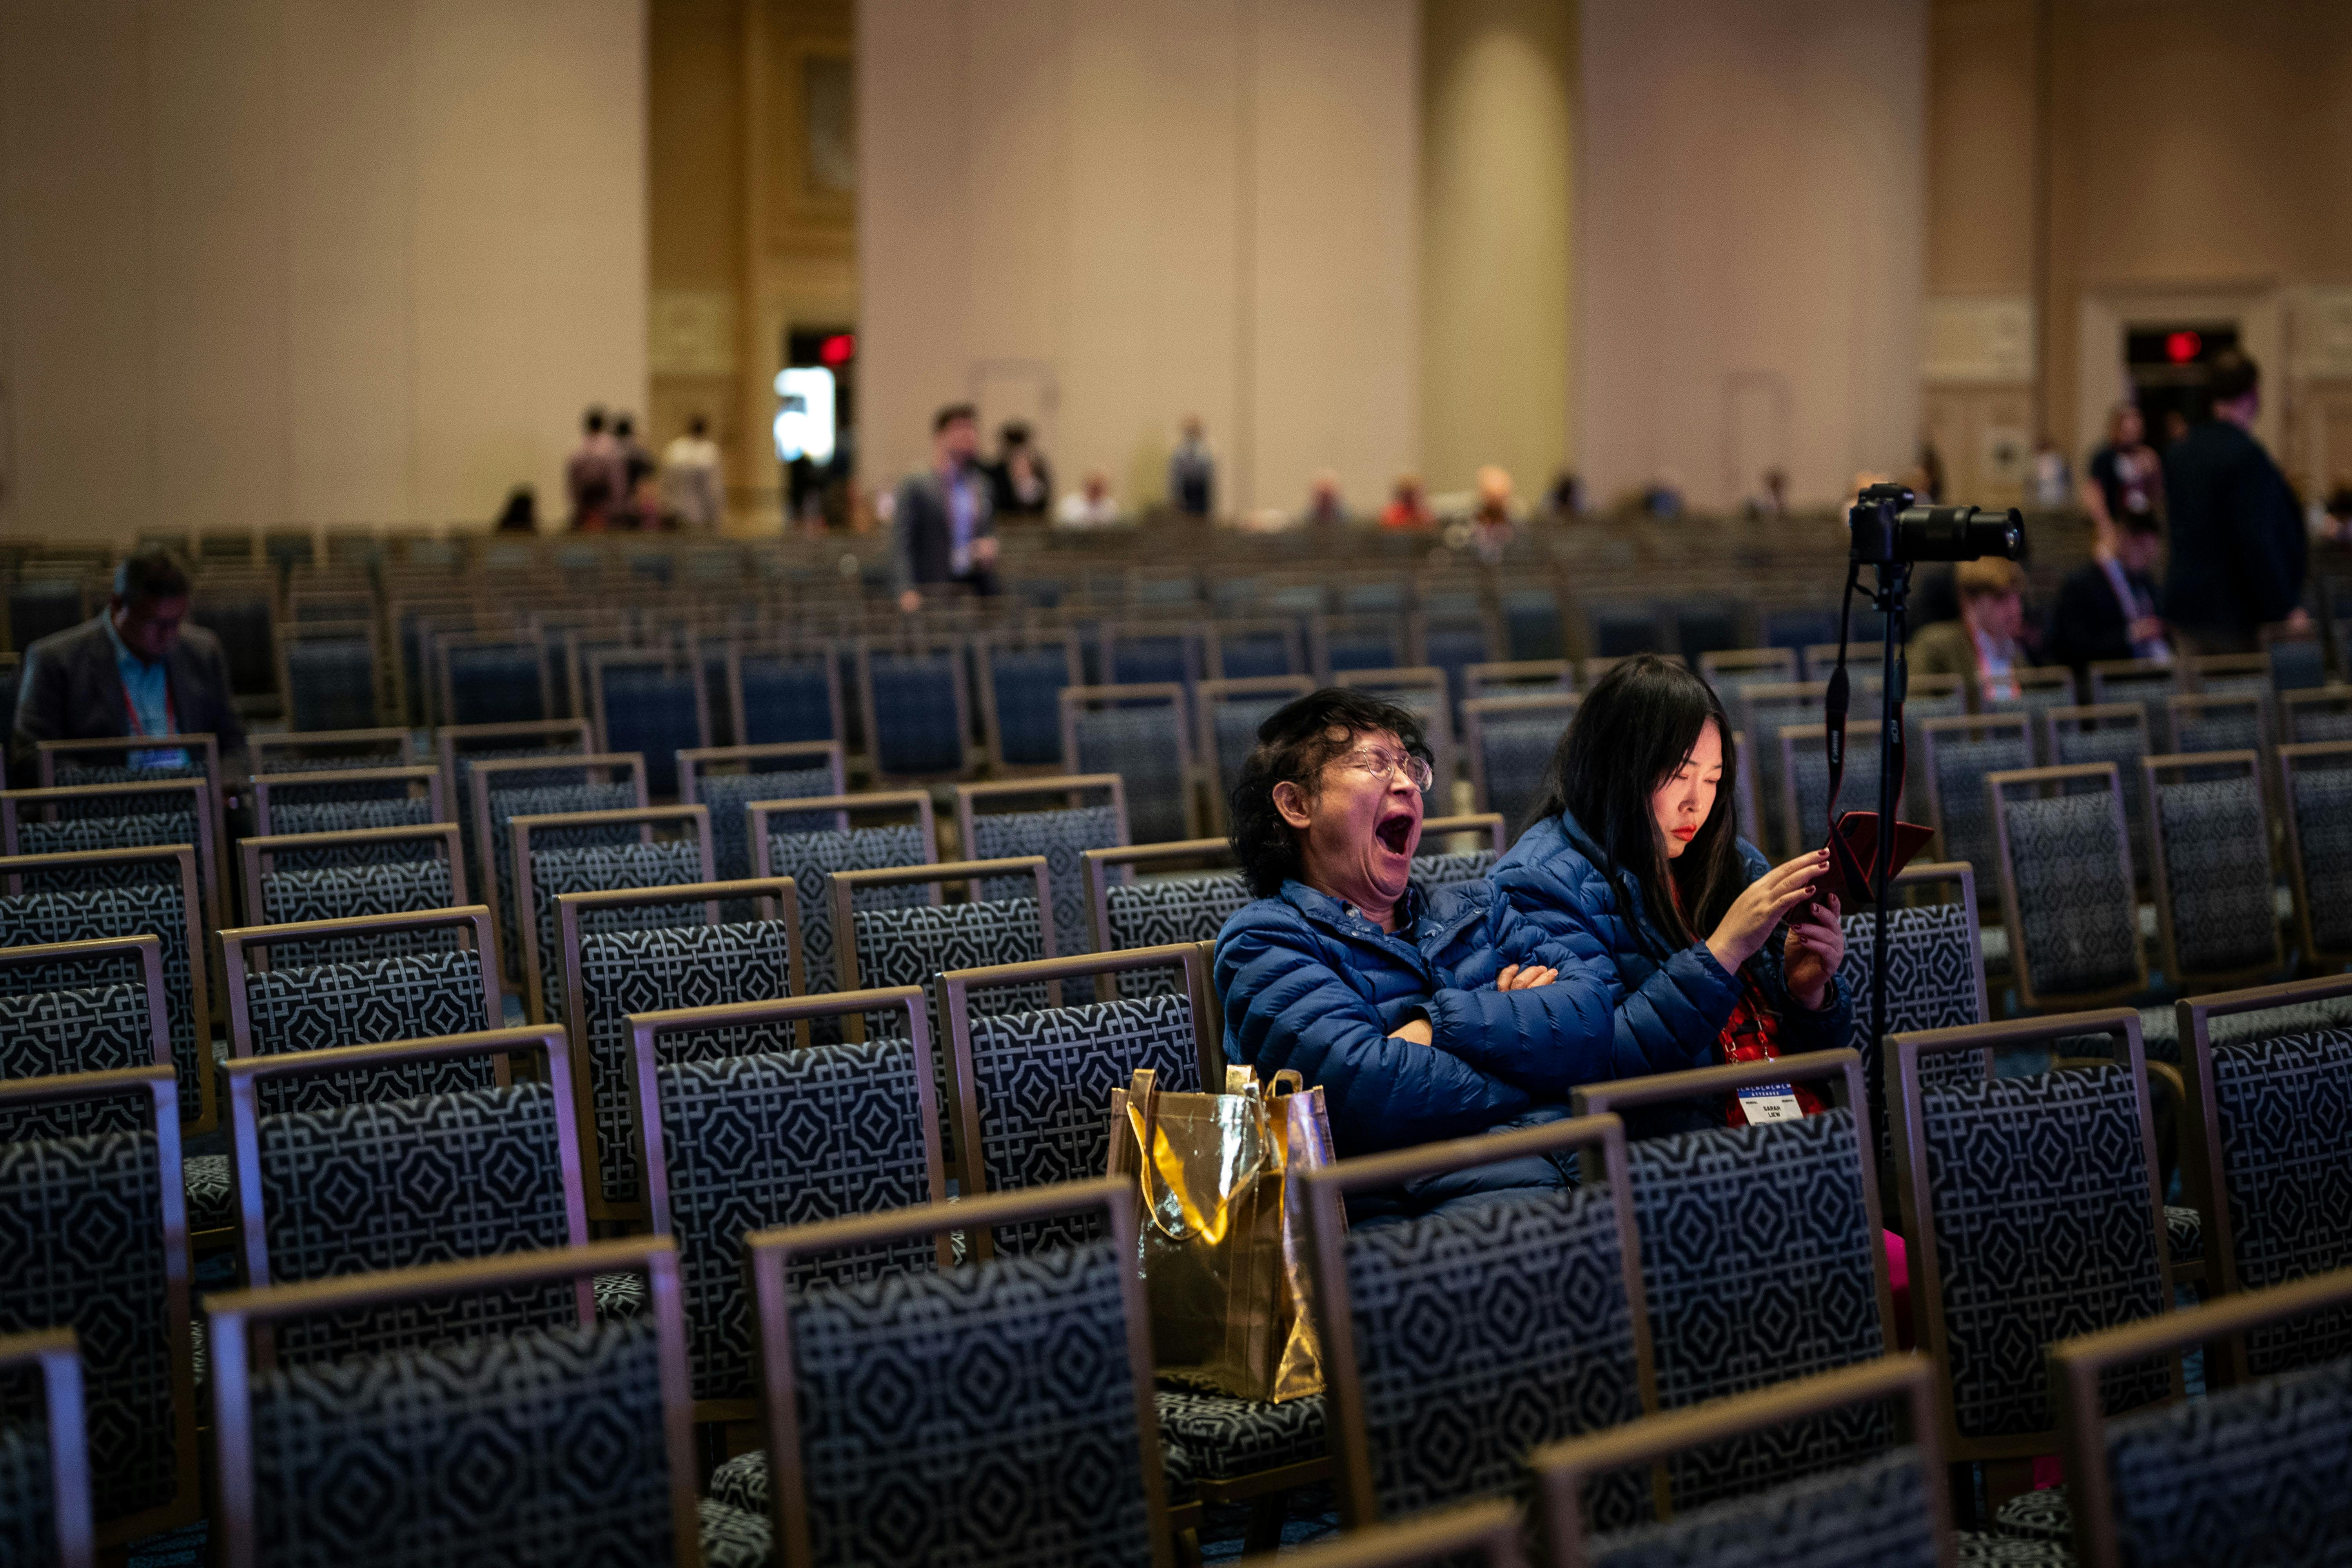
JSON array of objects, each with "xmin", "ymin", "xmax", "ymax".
[{"xmin": 1375, "ymin": 809, "xmax": 1416, "ymax": 856}]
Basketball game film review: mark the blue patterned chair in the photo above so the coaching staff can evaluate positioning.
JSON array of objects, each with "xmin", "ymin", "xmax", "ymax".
[
  {"xmin": 742, "ymin": 1181, "xmax": 1169, "ymax": 1568},
  {"xmin": 438, "ymin": 637, "xmax": 552, "ymax": 725},
  {"xmin": 2145, "ymin": 756, "xmax": 2280, "ymax": 990},
  {"xmin": 1887, "ymin": 1009, "xmax": 2178, "ymax": 1516},
  {"xmin": 512, "ymin": 807, "xmax": 713, "ymax": 1022},
  {"xmin": 1418, "ymin": 616, "xmax": 1499, "ymax": 718},
  {"xmin": 1778, "ymin": 725, "xmax": 1878, "ymax": 858},
  {"xmin": 633, "ymin": 988, "xmax": 948, "ymax": 1421},
  {"xmin": 678, "ymin": 742, "xmax": 843, "ymax": 883},
  {"xmin": 1200, "ymin": 676, "xmax": 1314, "ymax": 829},
  {"xmin": 221, "ymin": 907, "xmax": 502, "ymax": 1118},
  {"xmin": 2088, "ymin": 660, "xmax": 2182, "ymax": 752},
  {"xmin": 243, "ymin": 831, "xmax": 466, "ymax": 965},
  {"xmin": 1920, "ymin": 714, "xmax": 2034, "ymax": 890},
  {"xmin": 1575, "ymin": 1054, "xmax": 1898, "ymax": 1512},
  {"xmin": 754, "ymin": 792, "xmax": 937, "ymax": 1003},
  {"xmin": 1500, "ymin": 587, "xmax": 1566, "ymax": 661},
  {"xmin": 557, "ymin": 880, "xmax": 800, "ymax": 1221},
  {"xmin": 1087, "ymin": 843, "xmax": 1252, "ymax": 962},
  {"xmin": 2049, "ymin": 704, "xmax": 2155, "ymax": 873},
  {"xmin": 978, "ymin": 635, "xmax": 1080, "ymax": 771},
  {"xmin": 1737, "ymin": 683, "xmax": 1824, "ymax": 854},
  {"xmin": 956, "ymin": 778, "xmax": 1129, "ymax": 957},
  {"xmin": 221, "ymin": 1027, "xmax": 592, "ymax": 1367},
  {"xmin": 465, "ymin": 755, "xmax": 646, "ymax": 976},
  {"xmin": 1836, "ymin": 866, "xmax": 1991, "ymax": 1188},
  {"xmin": 858, "ymin": 641, "xmax": 971, "ymax": 780},
  {"xmin": 207, "ymin": 1240, "xmax": 769, "ymax": 1568},
  {"xmin": 1209, "ymin": 620, "xmax": 1308, "ymax": 681},
  {"xmin": 591, "ymin": 654, "xmax": 709, "ymax": 799},
  {"xmin": 2283, "ymin": 690, "xmax": 2352, "ymax": 745},
  {"xmin": 731, "ymin": 645, "xmax": 841, "ymax": 746},
  {"xmin": 1321, "ymin": 617, "xmax": 1408, "ymax": 678},
  {"xmin": 0, "ymin": 1328, "xmax": 94, "ymax": 1568},
  {"xmin": 2281, "ymin": 742, "xmax": 2352, "ymax": 967},
  {"xmin": 1983, "ymin": 668, "xmax": 2079, "ymax": 760},
  {"xmin": 1301, "ymin": 1116, "xmax": 1655, "ymax": 1530},
  {"xmin": 1407, "ymin": 814, "xmax": 1504, "ymax": 896},
  {"xmin": 837, "ymin": 860, "xmax": 1054, "ymax": 1045},
  {"xmin": 1063, "ymin": 683, "xmax": 1194, "ymax": 844},
  {"xmin": 1989, "ymin": 766, "xmax": 2148, "ymax": 1009},
  {"xmin": 0, "ymin": 1067, "xmax": 196, "ymax": 1549},
  {"xmin": 5, "ymin": 777, "xmax": 221, "ymax": 927},
  {"xmin": 1464, "ymin": 694, "xmax": 1578, "ymax": 842},
  {"xmin": 2167, "ymin": 693, "xmax": 2267, "ymax": 760},
  {"xmin": 283, "ymin": 629, "xmax": 379, "ymax": 731},
  {"xmin": 257, "ymin": 787, "xmax": 441, "ymax": 852}
]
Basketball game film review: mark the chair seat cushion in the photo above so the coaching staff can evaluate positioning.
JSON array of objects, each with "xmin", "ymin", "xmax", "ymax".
[
  {"xmin": 593, "ymin": 1270, "xmax": 648, "ymax": 1319},
  {"xmin": 2164, "ymin": 1205, "xmax": 2202, "ymax": 1264},
  {"xmin": 1151, "ymin": 1389, "xmax": 1327, "ymax": 1484},
  {"xmin": 1993, "ymin": 1484, "xmax": 2071, "ymax": 1543},
  {"xmin": 1956, "ymin": 1528, "xmax": 2074, "ymax": 1563},
  {"xmin": 708, "ymin": 1450, "xmax": 769, "ymax": 1515},
  {"xmin": 699, "ymin": 1497, "xmax": 773, "ymax": 1568},
  {"xmin": 185, "ymin": 1154, "xmax": 233, "ymax": 1232}
]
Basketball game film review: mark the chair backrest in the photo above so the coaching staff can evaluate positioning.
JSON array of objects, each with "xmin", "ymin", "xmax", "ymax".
[
  {"xmin": 249, "ymin": 765, "xmax": 444, "ymax": 854},
  {"xmin": 240, "ymin": 824, "xmax": 466, "ymax": 959},
  {"xmin": 2176, "ymin": 974, "xmax": 2352, "ymax": 1384},
  {"xmin": 0, "ymin": 1067, "xmax": 194, "ymax": 1548},
  {"xmin": 1835, "ymin": 862, "xmax": 1990, "ymax": 1169},
  {"xmin": 1463, "ymin": 693, "xmax": 1579, "ymax": 842},
  {"xmin": 1801, "ymin": 640, "xmax": 1883, "ymax": 681},
  {"xmin": 1338, "ymin": 667, "xmax": 1457, "ymax": 778},
  {"xmin": 2185, "ymin": 650, "xmax": 2275, "ymax": 704},
  {"xmin": 1887, "ymin": 1009, "xmax": 2178, "ymax": 1462},
  {"xmin": 247, "ymin": 728, "xmax": 413, "ymax": 778},
  {"xmin": 466, "ymin": 751, "xmax": 649, "ymax": 969},
  {"xmin": 1207, "ymin": 616, "xmax": 1308, "ymax": 679},
  {"xmin": 676, "ymin": 740, "xmax": 844, "ymax": 887},
  {"xmin": 1737, "ymin": 682, "xmax": 1824, "ymax": 833},
  {"xmin": 1302, "ymin": 1115, "xmax": 1657, "ymax": 1529},
  {"xmin": 1415, "ymin": 610, "xmax": 1501, "ymax": 704},
  {"xmin": 2088, "ymin": 659, "xmax": 2181, "ymax": 750},
  {"xmin": 1533, "ymin": 1357, "xmax": 1949, "ymax": 1568},
  {"xmin": 2045, "ymin": 702, "xmax": 2152, "ymax": 864},
  {"xmin": 975, "ymin": 629, "xmax": 1081, "ymax": 769},
  {"xmin": 748, "ymin": 1180, "xmax": 1171, "ymax": 1568},
  {"xmin": 558, "ymin": 877, "xmax": 802, "ymax": 1222},
  {"xmin": 1984, "ymin": 664, "xmax": 2078, "ymax": 739},
  {"xmin": 1197, "ymin": 675, "xmax": 1314, "ymax": 827},
  {"xmin": 1574, "ymin": 1053, "xmax": 1897, "ymax": 1510},
  {"xmin": 2279, "ymin": 739, "xmax": 2352, "ymax": 964},
  {"xmin": 2167, "ymin": 691, "xmax": 2267, "ymax": 759},
  {"xmin": 954, "ymin": 776, "xmax": 1129, "ymax": 957},
  {"xmin": 0, "ymin": 847, "xmax": 209, "ymax": 1130},
  {"xmin": 1777, "ymin": 722, "xmax": 1880, "ymax": 860},
  {"xmin": 589, "ymin": 650, "xmax": 712, "ymax": 798},
  {"xmin": 752, "ymin": 790, "xmax": 939, "ymax": 996},
  {"xmin": 1698, "ymin": 647, "xmax": 1799, "ymax": 695},
  {"xmin": 2140, "ymin": 750, "xmax": 2278, "ymax": 988},
  {"xmin": 0, "ymin": 1328, "xmax": 96, "ymax": 1568},
  {"xmin": 220, "ymin": 906, "xmax": 504, "ymax": 1116},
  {"xmin": 1410, "ymin": 813, "xmax": 1506, "ymax": 894},
  {"xmin": 856, "ymin": 635, "xmax": 973, "ymax": 782},
  {"xmin": 728, "ymin": 639, "xmax": 845, "ymax": 746},
  {"xmin": 433, "ymin": 716, "xmax": 592, "ymax": 819},
  {"xmin": 1499, "ymin": 584, "xmax": 1566, "ymax": 661},
  {"xmin": 279, "ymin": 621, "xmax": 380, "ymax": 732},
  {"xmin": 1061, "ymin": 682, "xmax": 1193, "ymax": 843},
  {"xmin": 207, "ymin": 1240, "xmax": 700, "ymax": 1568},
  {"xmin": 1320, "ymin": 614, "xmax": 1411, "ymax": 678},
  {"xmin": 1463, "ymin": 659, "xmax": 1573, "ymax": 700},
  {"xmin": 1083, "ymin": 840, "xmax": 1250, "ymax": 982},
  {"xmin": 1102, "ymin": 618, "xmax": 1207, "ymax": 689},
  {"xmin": 512, "ymin": 805, "xmax": 714, "ymax": 1023},
  {"xmin": 633, "ymin": 987, "xmax": 950, "ymax": 1418},
  {"xmin": 2282, "ymin": 687, "xmax": 2352, "ymax": 744},
  {"xmin": 222, "ymin": 1027, "xmax": 590, "ymax": 1366},
  {"xmin": 436, "ymin": 631, "xmax": 554, "ymax": 726},
  {"xmin": 1989, "ymin": 763, "xmax": 2147, "ymax": 1008},
  {"xmin": 0, "ymin": 936, "xmax": 171, "ymax": 1144},
  {"xmin": 835, "ymin": 858, "xmax": 1056, "ymax": 1043},
  {"xmin": 1916, "ymin": 712, "xmax": 2033, "ymax": 878},
  {"xmin": 2051, "ymin": 1265, "xmax": 2352, "ymax": 1568},
  {"xmin": 4, "ymin": 775, "xmax": 223, "ymax": 930},
  {"xmin": 939, "ymin": 945, "xmax": 1218, "ymax": 1258}
]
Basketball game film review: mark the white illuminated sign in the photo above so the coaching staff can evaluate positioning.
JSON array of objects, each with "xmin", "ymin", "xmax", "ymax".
[{"xmin": 773, "ymin": 366, "xmax": 837, "ymax": 463}]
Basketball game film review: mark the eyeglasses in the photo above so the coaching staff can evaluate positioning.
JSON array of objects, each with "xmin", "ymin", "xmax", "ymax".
[{"xmin": 1336, "ymin": 746, "xmax": 1435, "ymax": 793}]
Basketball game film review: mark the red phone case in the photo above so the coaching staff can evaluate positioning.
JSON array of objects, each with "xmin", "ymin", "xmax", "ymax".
[{"xmin": 1815, "ymin": 811, "xmax": 1935, "ymax": 908}]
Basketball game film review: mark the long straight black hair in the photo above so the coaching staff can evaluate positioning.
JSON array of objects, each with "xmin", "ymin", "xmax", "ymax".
[{"xmin": 1525, "ymin": 654, "xmax": 1746, "ymax": 951}]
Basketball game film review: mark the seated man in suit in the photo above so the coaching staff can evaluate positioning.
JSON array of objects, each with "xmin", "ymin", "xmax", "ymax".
[
  {"xmin": 11, "ymin": 545, "xmax": 247, "ymax": 782},
  {"xmin": 2044, "ymin": 511, "xmax": 2172, "ymax": 676},
  {"xmin": 1908, "ymin": 556, "xmax": 2033, "ymax": 706}
]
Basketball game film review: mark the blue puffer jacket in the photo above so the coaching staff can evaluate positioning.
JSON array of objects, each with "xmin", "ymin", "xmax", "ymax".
[
  {"xmin": 1213, "ymin": 877, "xmax": 1618, "ymax": 1224},
  {"xmin": 1490, "ymin": 808, "xmax": 1851, "ymax": 1133}
]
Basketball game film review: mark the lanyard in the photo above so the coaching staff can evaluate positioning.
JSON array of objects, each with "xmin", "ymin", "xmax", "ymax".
[{"xmin": 120, "ymin": 668, "xmax": 177, "ymax": 738}]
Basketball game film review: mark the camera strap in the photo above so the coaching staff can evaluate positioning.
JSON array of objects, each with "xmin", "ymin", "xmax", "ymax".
[{"xmin": 1821, "ymin": 562, "xmax": 1902, "ymax": 905}]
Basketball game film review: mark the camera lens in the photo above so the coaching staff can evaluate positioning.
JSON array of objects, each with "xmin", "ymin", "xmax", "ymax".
[{"xmin": 1893, "ymin": 505, "xmax": 2024, "ymax": 562}]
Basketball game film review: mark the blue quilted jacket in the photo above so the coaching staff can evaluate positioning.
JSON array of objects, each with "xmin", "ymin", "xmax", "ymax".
[
  {"xmin": 1490, "ymin": 808, "xmax": 1851, "ymax": 1131},
  {"xmin": 1212, "ymin": 877, "xmax": 1618, "ymax": 1223}
]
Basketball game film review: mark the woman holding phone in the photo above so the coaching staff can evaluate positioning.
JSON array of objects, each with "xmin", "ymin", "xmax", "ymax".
[{"xmin": 1489, "ymin": 655, "xmax": 1850, "ymax": 1130}]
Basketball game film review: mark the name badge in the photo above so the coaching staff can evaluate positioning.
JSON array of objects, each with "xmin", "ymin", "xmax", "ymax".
[
  {"xmin": 129, "ymin": 747, "xmax": 189, "ymax": 772},
  {"xmin": 1737, "ymin": 1083, "xmax": 1805, "ymax": 1123}
]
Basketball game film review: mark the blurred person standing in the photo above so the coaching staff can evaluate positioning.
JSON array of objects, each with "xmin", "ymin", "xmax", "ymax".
[
  {"xmin": 661, "ymin": 415, "xmax": 724, "ymax": 531},
  {"xmin": 1466, "ymin": 466, "xmax": 1521, "ymax": 565},
  {"xmin": 1055, "ymin": 471, "xmax": 1122, "ymax": 529},
  {"xmin": 1300, "ymin": 470, "xmax": 1347, "ymax": 527},
  {"xmin": 2162, "ymin": 351, "xmax": 2309, "ymax": 654},
  {"xmin": 1381, "ymin": 475, "xmax": 1432, "ymax": 530},
  {"xmin": 565, "ymin": 406, "xmax": 622, "ymax": 530},
  {"xmin": 894, "ymin": 403, "xmax": 997, "ymax": 611},
  {"xmin": 989, "ymin": 422, "xmax": 1053, "ymax": 520},
  {"xmin": 1169, "ymin": 416, "xmax": 1216, "ymax": 519},
  {"xmin": 2045, "ymin": 512, "xmax": 2171, "ymax": 674},
  {"xmin": 2082, "ymin": 403, "xmax": 2163, "ymax": 533},
  {"xmin": 1909, "ymin": 557, "xmax": 2031, "ymax": 706}
]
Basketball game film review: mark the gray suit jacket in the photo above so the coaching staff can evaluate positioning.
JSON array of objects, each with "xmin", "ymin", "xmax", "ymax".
[
  {"xmin": 12, "ymin": 613, "xmax": 248, "ymax": 781},
  {"xmin": 893, "ymin": 468, "xmax": 995, "ymax": 591}
]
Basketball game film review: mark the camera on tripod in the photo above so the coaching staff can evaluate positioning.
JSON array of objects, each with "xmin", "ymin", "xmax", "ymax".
[{"xmin": 1847, "ymin": 481, "xmax": 2025, "ymax": 565}]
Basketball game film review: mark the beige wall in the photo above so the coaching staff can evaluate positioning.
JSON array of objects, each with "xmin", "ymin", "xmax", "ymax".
[
  {"xmin": 857, "ymin": 0, "xmax": 1419, "ymax": 516},
  {"xmin": 0, "ymin": 0, "xmax": 647, "ymax": 537},
  {"xmin": 1420, "ymin": 0, "xmax": 1575, "ymax": 501},
  {"xmin": 1578, "ymin": 0, "xmax": 1927, "ymax": 513}
]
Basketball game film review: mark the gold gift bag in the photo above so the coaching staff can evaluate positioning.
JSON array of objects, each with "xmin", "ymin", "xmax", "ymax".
[{"xmin": 1107, "ymin": 1063, "xmax": 1338, "ymax": 1403}]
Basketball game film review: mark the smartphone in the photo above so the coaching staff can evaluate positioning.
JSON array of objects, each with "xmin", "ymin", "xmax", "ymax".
[{"xmin": 1812, "ymin": 811, "xmax": 1935, "ymax": 909}]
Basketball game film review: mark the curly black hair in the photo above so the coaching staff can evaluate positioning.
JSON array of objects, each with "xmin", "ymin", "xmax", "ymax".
[{"xmin": 1229, "ymin": 688, "xmax": 1432, "ymax": 898}]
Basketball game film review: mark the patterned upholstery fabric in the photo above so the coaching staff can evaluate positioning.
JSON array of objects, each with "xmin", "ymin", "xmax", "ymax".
[
  {"xmin": 1105, "ymin": 872, "xmax": 1252, "ymax": 951},
  {"xmin": 1109, "ymin": 633, "xmax": 1195, "ymax": 688},
  {"xmin": 1327, "ymin": 629, "xmax": 1403, "ymax": 673},
  {"xmin": 247, "ymin": 1317, "xmax": 675, "ymax": 1566},
  {"xmin": 2095, "ymin": 675, "xmax": 2180, "ymax": 750},
  {"xmin": 2290, "ymin": 765, "xmax": 2352, "ymax": 954},
  {"xmin": 989, "ymin": 647, "xmax": 1072, "ymax": 766},
  {"xmin": 483, "ymin": 780, "xmax": 639, "ymax": 959},
  {"xmin": 1477, "ymin": 712, "xmax": 1572, "ymax": 838},
  {"xmin": 695, "ymin": 765, "xmax": 833, "ymax": 881},
  {"xmin": 738, "ymin": 654, "xmax": 836, "ymax": 745},
  {"xmin": 0, "ymin": 1416, "xmax": 53, "ymax": 1568},
  {"xmin": 0, "ymin": 1126, "xmax": 178, "ymax": 1524},
  {"xmin": 1153, "ymin": 1391, "xmax": 1327, "ymax": 1488},
  {"xmin": 764, "ymin": 825, "xmax": 933, "ymax": 997},
  {"xmin": 1742, "ymin": 692, "xmax": 1822, "ymax": 834},
  {"xmin": 2103, "ymin": 1350, "xmax": 2352, "ymax": 1568},
  {"xmin": 867, "ymin": 652, "xmax": 964, "ymax": 776},
  {"xmin": 1341, "ymin": 1185, "xmax": 1650, "ymax": 1526},
  {"xmin": 1786, "ymin": 739, "xmax": 1879, "ymax": 857},
  {"xmin": 241, "ymin": 949, "xmax": 494, "ymax": 1115},
  {"xmin": 48, "ymin": 765, "xmax": 203, "ymax": 795},
  {"xmin": 2290, "ymin": 706, "xmax": 2352, "ymax": 744},
  {"xmin": 1216, "ymin": 633, "xmax": 1297, "ymax": 681},
  {"xmin": 967, "ymin": 994, "xmax": 1201, "ymax": 1254},
  {"xmin": 268, "ymin": 797, "xmax": 438, "ymax": 850},
  {"xmin": 1408, "ymin": 849, "xmax": 1497, "ymax": 894},
  {"xmin": 2002, "ymin": 790, "xmax": 2140, "ymax": 997},
  {"xmin": 788, "ymin": 1238, "xmax": 1158, "ymax": 1567},
  {"xmin": 851, "ymin": 899, "xmax": 1050, "ymax": 1041},
  {"xmin": 1916, "ymin": 1064, "xmax": 2170, "ymax": 1437},
  {"xmin": 1990, "ymin": 1485, "xmax": 2069, "ymax": 1542},
  {"xmin": 599, "ymin": 666, "xmax": 700, "ymax": 797},
  {"xmin": 1628, "ymin": 1112, "xmax": 1893, "ymax": 1509},
  {"xmin": 697, "ymin": 1499, "xmax": 773, "ymax": 1568},
  {"xmin": 16, "ymin": 811, "xmax": 195, "ymax": 880},
  {"xmin": 285, "ymin": 637, "xmax": 376, "ymax": 731},
  {"xmin": 256, "ymin": 1082, "xmax": 575, "ymax": 1365},
  {"xmin": 1588, "ymin": 1448, "xmax": 1937, "ymax": 1568},
  {"xmin": 0, "ymin": 982, "xmax": 154, "ymax": 1143},
  {"xmin": 706, "ymin": 1448, "xmax": 770, "ymax": 1513},
  {"xmin": 0, "ymin": 885, "xmax": 200, "ymax": 1124},
  {"xmin": 972, "ymin": 805, "xmax": 1125, "ymax": 956},
  {"xmin": 2172, "ymin": 706, "xmax": 2263, "ymax": 758},
  {"xmin": 2053, "ymin": 724, "xmax": 2152, "ymax": 869},
  {"xmin": 2152, "ymin": 777, "xmax": 2275, "ymax": 974},
  {"xmin": 1931, "ymin": 729, "xmax": 2034, "ymax": 884},
  {"xmin": 573, "ymin": 920, "xmax": 795, "ymax": 1206},
  {"xmin": 1838, "ymin": 900, "xmax": 1987, "ymax": 1170},
  {"xmin": 526, "ymin": 839, "xmax": 706, "ymax": 1018},
  {"xmin": 443, "ymin": 645, "xmax": 547, "ymax": 725},
  {"xmin": 2164, "ymin": 1204, "xmax": 2202, "ymax": 1262},
  {"xmin": 185, "ymin": 1153, "xmax": 232, "ymax": 1233},
  {"xmin": 256, "ymin": 859, "xmax": 459, "ymax": 967},
  {"xmin": 1073, "ymin": 705, "xmax": 1189, "ymax": 843},
  {"xmin": 1210, "ymin": 697, "xmax": 1293, "ymax": 805},
  {"xmin": 2209, "ymin": 1027, "xmax": 2352, "ymax": 1376},
  {"xmin": 655, "ymin": 1041, "xmax": 938, "ymax": 1403}
]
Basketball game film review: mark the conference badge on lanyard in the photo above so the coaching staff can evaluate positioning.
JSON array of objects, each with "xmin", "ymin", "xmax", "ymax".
[
  {"xmin": 1735, "ymin": 1083, "xmax": 1806, "ymax": 1123},
  {"xmin": 122, "ymin": 678, "xmax": 188, "ymax": 772}
]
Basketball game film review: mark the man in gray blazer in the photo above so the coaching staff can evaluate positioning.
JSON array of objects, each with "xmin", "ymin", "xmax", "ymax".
[
  {"xmin": 893, "ymin": 403, "xmax": 998, "ymax": 611},
  {"xmin": 12, "ymin": 546, "xmax": 248, "ymax": 782}
]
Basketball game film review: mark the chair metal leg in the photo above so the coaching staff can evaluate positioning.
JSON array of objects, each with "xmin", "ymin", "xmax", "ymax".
[{"xmin": 1241, "ymin": 1490, "xmax": 1290, "ymax": 1557}]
